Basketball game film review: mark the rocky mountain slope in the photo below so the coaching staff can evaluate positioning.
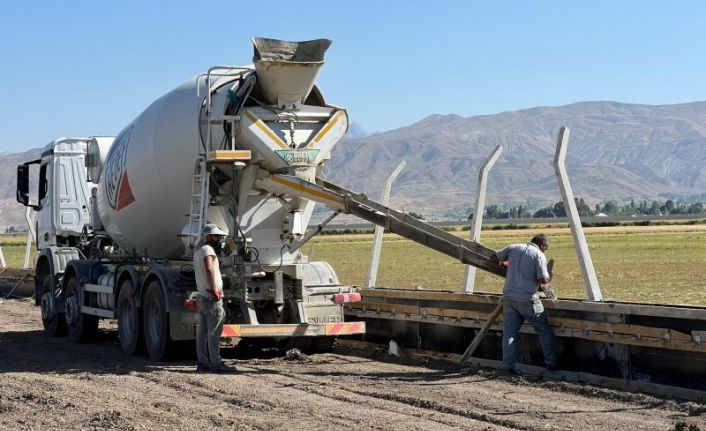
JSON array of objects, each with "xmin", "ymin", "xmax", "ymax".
[{"xmin": 325, "ymin": 101, "xmax": 706, "ymax": 218}]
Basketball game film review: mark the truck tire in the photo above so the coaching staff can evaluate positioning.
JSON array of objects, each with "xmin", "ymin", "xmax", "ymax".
[
  {"xmin": 142, "ymin": 280, "xmax": 176, "ymax": 361},
  {"xmin": 65, "ymin": 275, "xmax": 99, "ymax": 343},
  {"xmin": 117, "ymin": 279, "xmax": 144, "ymax": 355},
  {"xmin": 39, "ymin": 275, "xmax": 66, "ymax": 337}
]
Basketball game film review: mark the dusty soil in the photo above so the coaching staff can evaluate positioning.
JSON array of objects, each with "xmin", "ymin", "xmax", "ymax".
[{"xmin": 1, "ymin": 297, "xmax": 704, "ymax": 431}]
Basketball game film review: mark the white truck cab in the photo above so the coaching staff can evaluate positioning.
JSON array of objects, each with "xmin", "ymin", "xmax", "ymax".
[{"xmin": 17, "ymin": 138, "xmax": 99, "ymax": 249}]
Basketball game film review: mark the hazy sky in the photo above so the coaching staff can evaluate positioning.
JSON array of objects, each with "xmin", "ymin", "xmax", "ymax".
[{"xmin": 1, "ymin": 1, "xmax": 705, "ymax": 152}]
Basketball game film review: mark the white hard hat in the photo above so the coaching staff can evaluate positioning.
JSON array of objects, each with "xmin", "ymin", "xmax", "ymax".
[{"xmin": 202, "ymin": 223, "xmax": 227, "ymax": 236}]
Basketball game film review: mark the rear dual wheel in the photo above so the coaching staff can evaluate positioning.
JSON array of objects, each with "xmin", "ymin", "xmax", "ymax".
[
  {"xmin": 142, "ymin": 281, "xmax": 177, "ymax": 361},
  {"xmin": 117, "ymin": 279, "xmax": 144, "ymax": 356},
  {"xmin": 64, "ymin": 276, "xmax": 99, "ymax": 343}
]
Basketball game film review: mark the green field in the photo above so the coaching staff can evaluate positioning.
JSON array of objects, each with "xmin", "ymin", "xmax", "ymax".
[
  {"xmin": 2, "ymin": 226, "xmax": 704, "ymax": 305},
  {"xmin": 0, "ymin": 235, "xmax": 35, "ymax": 269},
  {"xmin": 309, "ymin": 225, "xmax": 706, "ymax": 306}
]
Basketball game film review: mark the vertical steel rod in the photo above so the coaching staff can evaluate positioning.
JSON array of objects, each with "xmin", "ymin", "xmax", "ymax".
[
  {"xmin": 366, "ymin": 160, "xmax": 406, "ymax": 288},
  {"xmin": 462, "ymin": 145, "xmax": 503, "ymax": 293},
  {"xmin": 553, "ymin": 127, "xmax": 602, "ymax": 301},
  {"xmin": 23, "ymin": 207, "xmax": 36, "ymax": 269}
]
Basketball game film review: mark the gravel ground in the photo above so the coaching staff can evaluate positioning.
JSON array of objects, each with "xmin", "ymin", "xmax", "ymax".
[{"xmin": 1, "ymin": 297, "xmax": 704, "ymax": 431}]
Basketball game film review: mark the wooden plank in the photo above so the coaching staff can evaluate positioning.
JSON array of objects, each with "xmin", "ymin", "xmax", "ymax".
[
  {"xmin": 358, "ymin": 288, "xmax": 706, "ymax": 320},
  {"xmin": 548, "ymin": 316, "xmax": 693, "ymax": 342},
  {"xmin": 347, "ymin": 309, "xmax": 706, "ymax": 353},
  {"xmin": 354, "ymin": 302, "xmax": 697, "ymax": 344},
  {"xmin": 348, "ymin": 302, "xmax": 489, "ymax": 321},
  {"xmin": 360, "ymin": 288, "xmax": 501, "ymax": 304},
  {"xmin": 347, "ymin": 308, "xmax": 501, "ymax": 330},
  {"xmin": 543, "ymin": 297, "xmax": 706, "ymax": 319},
  {"xmin": 347, "ymin": 302, "xmax": 422, "ymax": 316},
  {"xmin": 568, "ymin": 329, "xmax": 706, "ymax": 353}
]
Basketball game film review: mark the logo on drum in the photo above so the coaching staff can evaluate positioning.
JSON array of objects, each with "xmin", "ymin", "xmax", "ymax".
[{"xmin": 104, "ymin": 125, "xmax": 135, "ymax": 210}]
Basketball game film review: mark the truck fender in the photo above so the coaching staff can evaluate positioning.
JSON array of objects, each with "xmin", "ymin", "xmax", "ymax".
[
  {"xmin": 115, "ymin": 266, "xmax": 141, "ymax": 307},
  {"xmin": 142, "ymin": 267, "xmax": 182, "ymax": 313},
  {"xmin": 62, "ymin": 259, "xmax": 106, "ymax": 291},
  {"xmin": 143, "ymin": 266, "xmax": 196, "ymax": 342},
  {"xmin": 34, "ymin": 246, "xmax": 82, "ymax": 306}
]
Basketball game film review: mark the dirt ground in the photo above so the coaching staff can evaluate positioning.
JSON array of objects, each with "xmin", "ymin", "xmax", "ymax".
[{"xmin": 1, "ymin": 298, "xmax": 704, "ymax": 431}]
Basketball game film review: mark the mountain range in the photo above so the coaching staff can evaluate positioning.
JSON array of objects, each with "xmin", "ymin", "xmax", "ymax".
[
  {"xmin": 325, "ymin": 101, "xmax": 706, "ymax": 218},
  {"xmin": 1, "ymin": 101, "xmax": 705, "ymax": 228}
]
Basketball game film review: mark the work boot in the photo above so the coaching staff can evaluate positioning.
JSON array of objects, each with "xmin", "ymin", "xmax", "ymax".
[
  {"xmin": 546, "ymin": 363, "xmax": 558, "ymax": 371},
  {"xmin": 196, "ymin": 363, "xmax": 210, "ymax": 373},
  {"xmin": 210, "ymin": 363, "xmax": 238, "ymax": 374}
]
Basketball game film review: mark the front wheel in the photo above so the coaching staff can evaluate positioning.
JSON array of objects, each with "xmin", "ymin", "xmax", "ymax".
[
  {"xmin": 117, "ymin": 279, "xmax": 144, "ymax": 356},
  {"xmin": 65, "ymin": 275, "xmax": 99, "ymax": 343},
  {"xmin": 39, "ymin": 275, "xmax": 66, "ymax": 337},
  {"xmin": 142, "ymin": 281, "xmax": 176, "ymax": 361}
]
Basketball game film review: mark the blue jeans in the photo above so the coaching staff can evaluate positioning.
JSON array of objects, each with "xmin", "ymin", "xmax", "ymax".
[{"xmin": 502, "ymin": 298, "xmax": 556, "ymax": 369}]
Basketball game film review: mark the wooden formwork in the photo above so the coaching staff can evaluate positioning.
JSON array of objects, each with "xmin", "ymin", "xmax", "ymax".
[
  {"xmin": 345, "ymin": 288, "xmax": 706, "ymax": 400},
  {"xmin": 0, "ymin": 268, "xmax": 34, "ymax": 298}
]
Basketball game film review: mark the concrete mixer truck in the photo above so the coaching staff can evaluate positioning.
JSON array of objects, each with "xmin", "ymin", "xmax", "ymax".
[{"xmin": 16, "ymin": 37, "xmax": 504, "ymax": 361}]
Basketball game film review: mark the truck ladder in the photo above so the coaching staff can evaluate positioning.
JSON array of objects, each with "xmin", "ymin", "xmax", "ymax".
[{"xmin": 184, "ymin": 156, "xmax": 209, "ymax": 254}]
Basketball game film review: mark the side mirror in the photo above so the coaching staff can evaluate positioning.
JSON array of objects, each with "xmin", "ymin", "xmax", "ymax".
[
  {"xmin": 16, "ymin": 160, "xmax": 42, "ymax": 210},
  {"xmin": 16, "ymin": 164, "xmax": 30, "ymax": 206}
]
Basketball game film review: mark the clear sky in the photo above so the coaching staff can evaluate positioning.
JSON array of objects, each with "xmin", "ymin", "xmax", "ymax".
[{"xmin": 1, "ymin": 1, "xmax": 705, "ymax": 152}]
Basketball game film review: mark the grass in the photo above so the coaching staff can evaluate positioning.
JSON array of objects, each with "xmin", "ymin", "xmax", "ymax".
[
  {"xmin": 309, "ymin": 225, "xmax": 706, "ymax": 306},
  {"xmin": 2, "ymin": 226, "xmax": 704, "ymax": 306},
  {"xmin": 0, "ymin": 234, "xmax": 35, "ymax": 268}
]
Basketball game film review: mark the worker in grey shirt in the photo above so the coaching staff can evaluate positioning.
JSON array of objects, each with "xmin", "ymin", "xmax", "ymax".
[
  {"xmin": 491, "ymin": 234, "xmax": 557, "ymax": 372},
  {"xmin": 194, "ymin": 223, "xmax": 236, "ymax": 374}
]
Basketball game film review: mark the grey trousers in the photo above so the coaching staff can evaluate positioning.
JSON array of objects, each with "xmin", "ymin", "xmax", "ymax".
[
  {"xmin": 502, "ymin": 298, "xmax": 557, "ymax": 369},
  {"xmin": 196, "ymin": 295, "xmax": 225, "ymax": 367}
]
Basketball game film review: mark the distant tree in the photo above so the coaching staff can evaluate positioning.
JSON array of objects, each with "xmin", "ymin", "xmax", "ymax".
[
  {"xmin": 649, "ymin": 201, "xmax": 661, "ymax": 215},
  {"xmin": 603, "ymin": 200, "xmax": 619, "ymax": 215},
  {"xmin": 575, "ymin": 198, "xmax": 591, "ymax": 216},
  {"xmin": 533, "ymin": 207, "xmax": 555, "ymax": 218},
  {"xmin": 688, "ymin": 202, "xmax": 704, "ymax": 214},
  {"xmin": 639, "ymin": 200, "xmax": 648, "ymax": 214},
  {"xmin": 553, "ymin": 202, "xmax": 566, "ymax": 217}
]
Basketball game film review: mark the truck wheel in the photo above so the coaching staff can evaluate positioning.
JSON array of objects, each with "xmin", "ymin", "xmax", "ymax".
[
  {"xmin": 311, "ymin": 336, "xmax": 337, "ymax": 353},
  {"xmin": 117, "ymin": 279, "xmax": 144, "ymax": 355},
  {"xmin": 142, "ymin": 281, "xmax": 176, "ymax": 361},
  {"xmin": 65, "ymin": 275, "xmax": 99, "ymax": 343},
  {"xmin": 40, "ymin": 275, "xmax": 66, "ymax": 337}
]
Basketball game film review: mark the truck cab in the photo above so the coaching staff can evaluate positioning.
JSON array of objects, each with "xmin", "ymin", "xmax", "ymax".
[{"xmin": 17, "ymin": 138, "xmax": 95, "ymax": 250}]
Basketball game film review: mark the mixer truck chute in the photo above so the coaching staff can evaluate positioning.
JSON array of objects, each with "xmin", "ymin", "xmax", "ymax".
[{"xmin": 16, "ymin": 37, "xmax": 503, "ymax": 361}]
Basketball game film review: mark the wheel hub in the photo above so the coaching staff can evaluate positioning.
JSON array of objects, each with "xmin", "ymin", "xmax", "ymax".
[
  {"xmin": 121, "ymin": 302, "xmax": 135, "ymax": 339},
  {"xmin": 65, "ymin": 295, "xmax": 79, "ymax": 326},
  {"xmin": 40, "ymin": 293, "xmax": 52, "ymax": 320}
]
